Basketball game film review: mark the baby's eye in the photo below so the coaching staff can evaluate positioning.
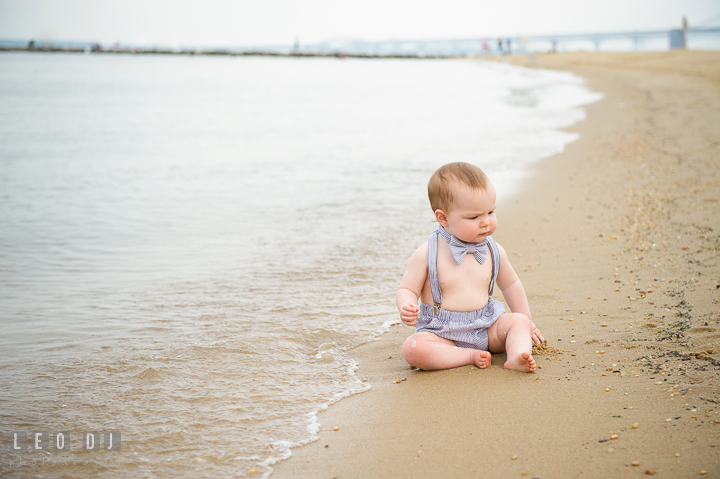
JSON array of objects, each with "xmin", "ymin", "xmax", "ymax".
[
  {"xmin": 469, "ymin": 215, "xmax": 479, "ymax": 220},
  {"xmin": 489, "ymin": 210, "xmax": 496, "ymax": 215}
]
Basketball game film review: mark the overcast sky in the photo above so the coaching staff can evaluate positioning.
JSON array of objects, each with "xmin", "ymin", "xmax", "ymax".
[{"xmin": 1, "ymin": 0, "xmax": 719, "ymax": 47}]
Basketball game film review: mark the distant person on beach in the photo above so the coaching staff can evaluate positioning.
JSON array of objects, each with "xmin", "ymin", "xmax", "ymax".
[{"xmin": 397, "ymin": 162, "xmax": 545, "ymax": 372}]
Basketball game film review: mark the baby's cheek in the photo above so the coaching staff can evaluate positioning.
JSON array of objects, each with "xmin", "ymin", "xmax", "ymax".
[{"xmin": 490, "ymin": 217, "xmax": 498, "ymax": 233}]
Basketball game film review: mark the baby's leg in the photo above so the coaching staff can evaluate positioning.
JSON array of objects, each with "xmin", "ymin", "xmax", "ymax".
[
  {"xmin": 402, "ymin": 332, "xmax": 491, "ymax": 371},
  {"xmin": 487, "ymin": 313, "xmax": 536, "ymax": 373}
]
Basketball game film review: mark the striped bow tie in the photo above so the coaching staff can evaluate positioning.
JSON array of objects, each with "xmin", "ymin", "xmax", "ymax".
[
  {"xmin": 438, "ymin": 226, "xmax": 487, "ymax": 265},
  {"xmin": 448, "ymin": 236, "xmax": 487, "ymax": 265}
]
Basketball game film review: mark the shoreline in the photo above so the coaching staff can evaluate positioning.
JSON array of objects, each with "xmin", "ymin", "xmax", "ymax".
[{"xmin": 272, "ymin": 50, "xmax": 720, "ymax": 478}]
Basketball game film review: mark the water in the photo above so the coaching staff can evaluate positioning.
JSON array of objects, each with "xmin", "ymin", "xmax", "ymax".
[{"xmin": 0, "ymin": 52, "xmax": 600, "ymax": 477}]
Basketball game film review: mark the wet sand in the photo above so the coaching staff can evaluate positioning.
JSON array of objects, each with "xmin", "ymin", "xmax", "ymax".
[{"xmin": 272, "ymin": 51, "xmax": 720, "ymax": 478}]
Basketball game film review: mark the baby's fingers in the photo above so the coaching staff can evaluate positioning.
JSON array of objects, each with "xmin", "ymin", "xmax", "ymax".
[
  {"xmin": 399, "ymin": 303, "xmax": 419, "ymax": 326},
  {"xmin": 401, "ymin": 316, "xmax": 418, "ymax": 326},
  {"xmin": 401, "ymin": 305, "xmax": 417, "ymax": 315},
  {"xmin": 401, "ymin": 312, "xmax": 418, "ymax": 321}
]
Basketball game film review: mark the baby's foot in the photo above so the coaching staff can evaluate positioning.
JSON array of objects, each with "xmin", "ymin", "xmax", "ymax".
[
  {"xmin": 473, "ymin": 350, "xmax": 492, "ymax": 369},
  {"xmin": 504, "ymin": 352, "xmax": 536, "ymax": 373}
]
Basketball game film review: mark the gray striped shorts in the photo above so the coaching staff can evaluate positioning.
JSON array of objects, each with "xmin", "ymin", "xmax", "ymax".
[{"xmin": 415, "ymin": 299, "xmax": 506, "ymax": 351}]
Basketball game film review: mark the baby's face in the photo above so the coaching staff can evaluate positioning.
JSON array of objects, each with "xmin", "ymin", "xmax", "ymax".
[{"xmin": 441, "ymin": 183, "xmax": 497, "ymax": 243}]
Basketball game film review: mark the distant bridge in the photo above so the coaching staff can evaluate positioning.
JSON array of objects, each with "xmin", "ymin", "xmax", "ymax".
[
  {"xmin": 2, "ymin": 25, "xmax": 719, "ymax": 59},
  {"xmin": 306, "ymin": 27, "xmax": 720, "ymax": 56}
]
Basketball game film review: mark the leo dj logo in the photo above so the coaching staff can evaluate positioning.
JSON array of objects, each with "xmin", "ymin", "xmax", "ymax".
[{"xmin": 7, "ymin": 431, "xmax": 121, "ymax": 452}]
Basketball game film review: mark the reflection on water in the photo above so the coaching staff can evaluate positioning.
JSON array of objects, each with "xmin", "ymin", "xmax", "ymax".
[{"xmin": 0, "ymin": 52, "xmax": 599, "ymax": 477}]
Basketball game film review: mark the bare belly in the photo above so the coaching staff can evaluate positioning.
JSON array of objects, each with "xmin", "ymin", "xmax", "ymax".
[{"xmin": 420, "ymin": 280, "xmax": 491, "ymax": 312}]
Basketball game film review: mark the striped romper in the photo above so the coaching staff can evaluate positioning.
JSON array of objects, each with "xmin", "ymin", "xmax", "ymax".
[{"xmin": 415, "ymin": 227, "xmax": 506, "ymax": 351}]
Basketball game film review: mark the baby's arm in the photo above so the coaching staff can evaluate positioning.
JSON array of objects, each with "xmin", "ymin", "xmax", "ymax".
[
  {"xmin": 495, "ymin": 244, "xmax": 545, "ymax": 344},
  {"xmin": 396, "ymin": 243, "xmax": 428, "ymax": 326}
]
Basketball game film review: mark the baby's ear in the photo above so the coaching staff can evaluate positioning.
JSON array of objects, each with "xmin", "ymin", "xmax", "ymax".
[{"xmin": 435, "ymin": 209, "xmax": 449, "ymax": 227}]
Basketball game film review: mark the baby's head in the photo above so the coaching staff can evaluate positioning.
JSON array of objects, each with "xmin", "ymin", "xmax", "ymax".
[
  {"xmin": 428, "ymin": 162, "xmax": 497, "ymax": 242},
  {"xmin": 428, "ymin": 162, "xmax": 490, "ymax": 213}
]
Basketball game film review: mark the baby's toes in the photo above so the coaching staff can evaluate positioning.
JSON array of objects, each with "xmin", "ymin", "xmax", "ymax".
[
  {"xmin": 526, "ymin": 354, "xmax": 537, "ymax": 371},
  {"xmin": 478, "ymin": 351, "xmax": 492, "ymax": 368}
]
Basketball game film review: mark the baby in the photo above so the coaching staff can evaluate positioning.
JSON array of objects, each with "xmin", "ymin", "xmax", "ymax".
[{"xmin": 397, "ymin": 162, "xmax": 544, "ymax": 372}]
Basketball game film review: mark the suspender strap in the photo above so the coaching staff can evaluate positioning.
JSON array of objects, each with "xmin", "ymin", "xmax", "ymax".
[
  {"xmin": 486, "ymin": 236, "xmax": 500, "ymax": 297},
  {"xmin": 427, "ymin": 231, "xmax": 443, "ymax": 311}
]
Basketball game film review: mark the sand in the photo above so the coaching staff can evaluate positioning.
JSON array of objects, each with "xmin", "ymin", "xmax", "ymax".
[{"xmin": 272, "ymin": 51, "xmax": 720, "ymax": 478}]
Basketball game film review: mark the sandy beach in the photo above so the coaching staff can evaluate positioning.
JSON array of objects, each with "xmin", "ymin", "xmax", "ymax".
[{"xmin": 272, "ymin": 51, "xmax": 720, "ymax": 478}]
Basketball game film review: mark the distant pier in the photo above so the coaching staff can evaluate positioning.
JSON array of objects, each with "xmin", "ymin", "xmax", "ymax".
[
  {"xmin": 307, "ymin": 27, "xmax": 720, "ymax": 56},
  {"xmin": 2, "ymin": 25, "xmax": 719, "ymax": 58}
]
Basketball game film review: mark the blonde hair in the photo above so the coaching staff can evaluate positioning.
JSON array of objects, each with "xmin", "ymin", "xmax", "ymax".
[{"xmin": 428, "ymin": 162, "xmax": 488, "ymax": 213}]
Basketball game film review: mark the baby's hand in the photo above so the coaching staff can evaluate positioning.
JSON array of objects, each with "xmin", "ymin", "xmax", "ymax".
[
  {"xmin": 530, "ymin": 324, "xmax": 545, "ymax": 345},
  {"xmin": 400, "ymin": 303, "xmax": 419, "ymax": 326}
]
